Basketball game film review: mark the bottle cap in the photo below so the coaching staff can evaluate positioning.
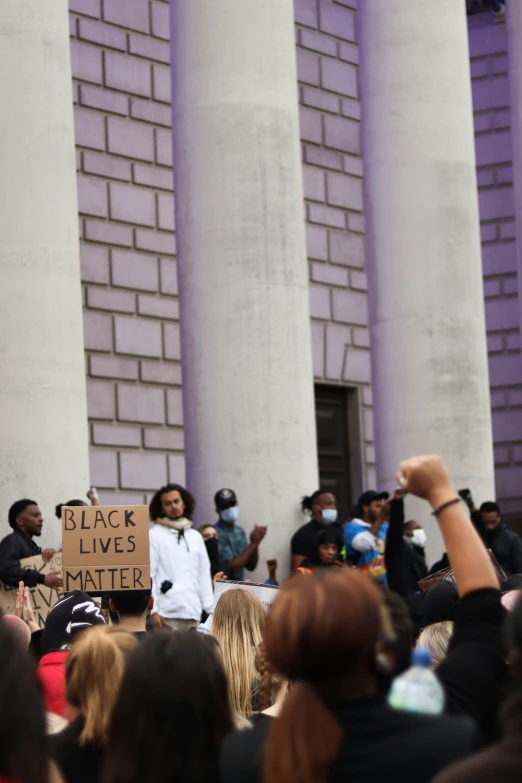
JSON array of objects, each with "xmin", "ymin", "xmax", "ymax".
[{"xmin": 412, "ymin": 647, "xmax": 431, "ymax": 668}]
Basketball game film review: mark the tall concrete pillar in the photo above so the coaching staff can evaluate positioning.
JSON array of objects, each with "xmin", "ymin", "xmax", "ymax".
[
  {"xmin": 170, "ymin": 0, "xmax": 318, "ymax": 575},
  {"xmin": 0, "ymin": 0, "xmax": 90, "ymax": 545},
  {"xmin": 507, "ymin": 2, "xmax": 522, "ymax": 344},
  {"xmin": 359, "ymin": 1, "xmax": 494, "ymax": 559}
]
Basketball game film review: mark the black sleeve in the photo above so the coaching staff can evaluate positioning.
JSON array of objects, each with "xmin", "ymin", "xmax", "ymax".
[
  {"xmin": 384, "ymin": 499, "xmax": 409, "ymax": 599},
  {"xmin": 508, "ymin": 533, "xmax": 522, "ymax": 575},
  {"xmin": 436, "ymin": 588, "xmax": 506, "ymax": 741},
  {"xmin": 470, "ymin": 510, "xmax": 488, "ymax": 546},
  {"xmin": 0, "ymin": 536, "xmax": 45, "ymax": 588}
]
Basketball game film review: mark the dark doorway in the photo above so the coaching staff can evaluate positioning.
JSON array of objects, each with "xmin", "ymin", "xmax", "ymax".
[{"xmin": 314, "ymin": 385, "xmax": 360, "ymax": 521}]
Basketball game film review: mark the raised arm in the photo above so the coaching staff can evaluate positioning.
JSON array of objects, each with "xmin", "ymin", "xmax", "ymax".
[{"xmin": 397, "ymin": 456, "xmax": 498, "ymax": 595}]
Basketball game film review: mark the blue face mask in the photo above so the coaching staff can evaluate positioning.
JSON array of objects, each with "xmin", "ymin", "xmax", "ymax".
[
  {"xmin": 220, "ymin": 506, "xmax": 240, "ymax": 524},
  {"xmin": 321, "ymin": 509, "xmax": 338, "ymax": 525}
]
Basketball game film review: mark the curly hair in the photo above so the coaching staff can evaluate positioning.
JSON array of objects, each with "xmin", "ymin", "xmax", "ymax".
[{"xmin": 149, "ymin": 483, "xmax": 196, "ymax": 521}]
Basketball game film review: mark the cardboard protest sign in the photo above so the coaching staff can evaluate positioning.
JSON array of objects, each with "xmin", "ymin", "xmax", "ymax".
[
  {"xmin": 61, "ymin": 504, "xmax": 150, "ymax": 593},
  {"xmin": 418, "ymin": 549, "xmax": 507, "ymax": 594},
  {"xmin": 0, "ymin": 553, "xmax": 63, "ymax": 628}
]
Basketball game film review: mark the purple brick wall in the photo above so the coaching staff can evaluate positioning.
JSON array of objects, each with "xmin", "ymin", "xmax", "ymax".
[{"xmin": 469, "ymin": 14, "xmax": 522, "ymax": 517}]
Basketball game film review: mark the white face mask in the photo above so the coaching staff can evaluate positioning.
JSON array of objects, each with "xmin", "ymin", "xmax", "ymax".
[{"xmin": 410, "ymin": 528, "xmax": 427, "ymax": 548}]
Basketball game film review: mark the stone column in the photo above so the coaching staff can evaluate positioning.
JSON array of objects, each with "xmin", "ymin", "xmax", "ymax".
[
  {"xmin": 507, "ymin": 2, "xmax": 522, "ymax": 347},
  {"xmin": 170, "ymin": 0, "xmax": 318, "ymax": 575},
  {"xmin": 359, "ymin": 1, "xmax": 495, "ymax": 559},
  {"xmin": 0, "ymin": 0, "xmax": 90, "ymax": 545}
]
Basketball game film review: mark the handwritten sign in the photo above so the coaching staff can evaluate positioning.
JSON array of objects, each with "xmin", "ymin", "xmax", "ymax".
[
  {"xmin": 0, "ymin": 554, "xmax": 63, "ymax": 628},
  {"xmin": 61, "ymin": 504, "xmax": 150, "ymax": 593}
]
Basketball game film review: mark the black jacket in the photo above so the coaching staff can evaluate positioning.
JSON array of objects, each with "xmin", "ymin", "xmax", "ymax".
[
  {"xmin": 474, "ymin": 516, "xmax": 522, "ymax": 577},
  {"xmin": 0, "ymin": 528, "xmax": 44, "ymax": 587},
  {"xmin": 50, "ymin": 716, "xmax": 102, "ymax": 783},
  {"xmin": 384, "ymin": 498, "xmax": 428, "ymax": 632},
  {"xmin": 220, "ymin": 695, "xmax": 478, "ymax": 783}
]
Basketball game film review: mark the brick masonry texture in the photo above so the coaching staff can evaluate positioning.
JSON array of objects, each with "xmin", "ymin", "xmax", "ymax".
[
  {"xmin": 469, "ymin": 14, "xmax": 522, "ymax": 516},
  {"xmin": 72, "ymin": 1, "xmax": 519, "ymax": 518}
]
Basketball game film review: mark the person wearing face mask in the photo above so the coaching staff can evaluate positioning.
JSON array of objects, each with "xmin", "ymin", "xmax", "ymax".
[
  {"xmin": 291, "ymin": 490, "xmax": 339, "ymax": 571},
  {"xmin": 344, "ymin": 490, "xmax": 390, "ymax": 583},
  {"xmin": 384, "ymin": 491, "xmax": 428, "ymax": 634},
  {"xmin": 199, "ymin": 525, "xmax": 233, "ymax": 582},
  {"xmin": 214, "ymin": 489, "xmax": 267, "ymax": 581}
]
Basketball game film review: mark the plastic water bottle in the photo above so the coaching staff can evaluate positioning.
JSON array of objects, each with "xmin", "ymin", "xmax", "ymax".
[{"xmin": 388, "ymin": 647, "xmax": 445, "ymax": 715}]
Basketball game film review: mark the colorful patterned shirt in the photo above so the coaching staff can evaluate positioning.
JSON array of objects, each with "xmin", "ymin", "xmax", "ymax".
[{"xmin": 216, "ymin": 521, "xmax": 249, "ymax": 580}]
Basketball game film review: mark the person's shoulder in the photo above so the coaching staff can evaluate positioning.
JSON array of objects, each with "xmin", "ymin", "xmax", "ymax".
[
  {"xmin": 291, "ymin": 520, "xmax": 312, "ymax": 540},
  {"xmin": 392, "ymin": 709, "xmax": 478, "ymax": 749},
  {"xmin": 430, "ymin": 742, "xmax": 510, "ymax": 783},
  {"xmin": 0, "ymin": 530, "xmax": 15, "ymax": 548},
  {"xmin": 220, "ymin": 721, "xmax": 270, "ymax": 783}
]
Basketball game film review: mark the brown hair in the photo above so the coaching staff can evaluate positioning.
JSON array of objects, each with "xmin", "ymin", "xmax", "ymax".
[
  {"xmin": 212, "ymin": 589, "xmax": 265, "ymax": 717},
  {"xmin": 263, "ymin": 570, "xmax": 383, "ymax": 783},
  {"xmin": 66, "ymin": 626, "xmax": 138, "ymax": 749}
]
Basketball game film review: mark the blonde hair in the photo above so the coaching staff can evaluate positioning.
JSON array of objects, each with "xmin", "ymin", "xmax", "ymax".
[
  {"xmin": 417, "ymin": 621, "xmax": 454, "ymax": 669},
  {"xmin": 212, "ymin": 589, "xmax": 266, "ymax": 717},
  {"xmin": 66, "ymin": 625, "xmax": 138, "ymax": 748}
]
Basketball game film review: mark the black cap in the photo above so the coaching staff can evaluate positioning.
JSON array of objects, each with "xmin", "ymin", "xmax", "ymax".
[
  {"xmin": 357, "ymin": 490, "xmax": 389, "ymax": 516},
  {"xmin": 41, "ymin": 591, "xmax": 105, "ymax": 655},
  {"xmin": 214, "ymin": 488, "xmax": 238, "ymax": 511}
]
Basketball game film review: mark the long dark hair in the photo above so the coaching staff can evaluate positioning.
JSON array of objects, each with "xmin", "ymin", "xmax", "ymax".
[
  {"xmin": 149, "ymin": 483, "xmax": 196, "ymax": 521},
  {"xmin": 103, "ymin": 631, "xmax": 233, "ymax": 783},
  {"xmin": 0, "ymin": 618, "xmax": 49, "ymax": 783}
]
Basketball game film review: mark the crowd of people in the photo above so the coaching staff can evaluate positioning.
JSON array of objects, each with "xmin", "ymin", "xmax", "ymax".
[{"xmin": 0, "ymin": 455, "xmax": 522, "ymax": 782}]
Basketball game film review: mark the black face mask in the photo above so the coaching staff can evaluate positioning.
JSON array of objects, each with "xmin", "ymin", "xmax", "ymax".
[{"xmin": 205, "ymin": 537, "xmax": 220, "ymax": 567}]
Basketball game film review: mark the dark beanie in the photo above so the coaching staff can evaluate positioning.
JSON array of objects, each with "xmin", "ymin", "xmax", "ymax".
[{"xmin": 41, "ymin": 591, "xmax": 105, "ymax": 654}]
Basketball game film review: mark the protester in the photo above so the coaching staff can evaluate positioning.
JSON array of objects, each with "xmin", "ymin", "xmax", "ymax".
[
  {"xmin": 108, "ymin": 589, "xmax": 153, "ymax": 639},
  {"xmin": 385, "ymin": 492, "xmax": 428, "ymax": 633},
  {"xmin": 417, "ymin": 621, "xmax": 454, "ymax": 669},
  {"xmin": 290, "ymin": 489, "xmax": 339, "ymax": 570},
  {"xmin": 221, "ymin": 571, "xmax": 478, "ymax": 783},
  {"xmin": 103, "ymin": 631, "xmax": 234, "ymax": 783},
  {"xmin": 432, "ymin": 594, "xmax": 522, "ymax": 783},
  {"xmin": 344, "ymin": 489, "xmax": 389, "ymax": 581},
  {"xmin": 476, "ymin": 501, "xmax": 522, "ymax": 576},
  {"xmin": 0, "ymin": 616, "xmax": 62, "ymax": 783},
  {"xmin": 198, "ymin": 524, "xmax": 232, "ymax": 581},
  {"xmin": 38, "ymin": 592, "xmax": 105, "ymax": 721},
  {"xmin": 149, "ymin": 483, "xmax": 213, "ymax": 631},
  {"xmin": 51, "ymin": 626, "xmax": 137, "ymax": 783},
  {"xmin": 264, "ymin": 559, "xmax": 279, "ymax": 586},
  {"xmin": 0, "ymin": 499, "xmax": 61, "ymax": 588},
  {"xmin": 214, "ymin": 489, "xmax": 267, "ymax": 581},
  {"xmin": 298, "ymin": 527, "xmax": 344, "ymax": 573},
  {"xmin": 212, "ymin": 588, "xmax": 265, "ymax": 718}
]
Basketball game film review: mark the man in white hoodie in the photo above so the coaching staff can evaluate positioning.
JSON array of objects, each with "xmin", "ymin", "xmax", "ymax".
[{"xmin": 149, "ymin": 483, "xmax": 213, "ymax": 630}]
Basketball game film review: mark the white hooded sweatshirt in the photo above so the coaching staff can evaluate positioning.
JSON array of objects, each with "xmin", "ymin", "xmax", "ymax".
[{"xmin": 150, "ymin": 521, "xmax": 213, "ymax": 621}]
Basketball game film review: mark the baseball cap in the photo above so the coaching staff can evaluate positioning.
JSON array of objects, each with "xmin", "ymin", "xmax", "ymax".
[
  {"xmin": 214, "ymin": 488, "xmax": 238, "ymax": 511},
  {"xmin": 357, "ymin": 490, "xmax": 389, "ymax": 516}
]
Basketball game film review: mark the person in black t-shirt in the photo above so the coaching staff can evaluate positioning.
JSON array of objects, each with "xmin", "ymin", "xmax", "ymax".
[{"xmin": 290, "ymin": 489, "xmax": 339, "ymax": 571}]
